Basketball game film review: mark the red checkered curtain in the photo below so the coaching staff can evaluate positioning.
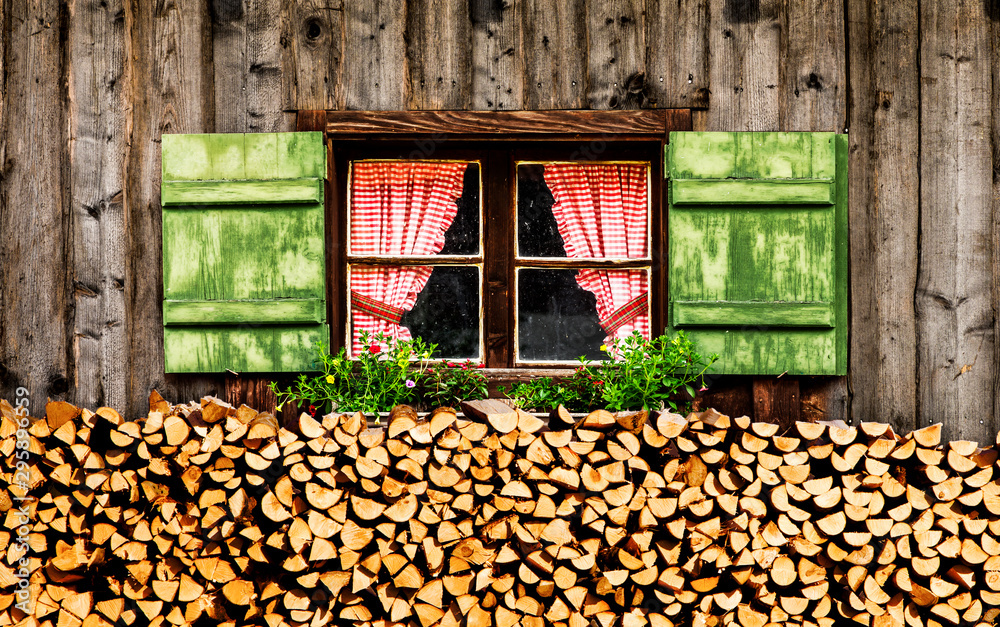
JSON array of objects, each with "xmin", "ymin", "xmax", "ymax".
[
  {"xmin": 349, "ymin": 161, "xmax": 468, "ymax": 354},
  {"xmin": 544, "ymin": 164, "xmax": 650, "ymax": 345}
]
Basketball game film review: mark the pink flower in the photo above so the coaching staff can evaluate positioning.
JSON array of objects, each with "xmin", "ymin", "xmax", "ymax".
[
  {"xmin": 699, "ymin": 386, "xmax": 708, "ymax": 392},
  {"xmin": 405, "ymin": 379, "xmax": 416, "ymax": 388}
]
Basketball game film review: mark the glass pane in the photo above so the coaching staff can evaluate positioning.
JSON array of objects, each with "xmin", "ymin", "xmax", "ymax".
[
  {"xmin": 349, "ymin": 161, "xmax": 480, "ymax": 256},
  {"xmin": 349, "ymin": 265, "xmax": 480, "ymax": 360},
  {"xmin": 517, "ymin": 268, "xmax": 650, "ymax": 362},
  {"xmin": 516, "ymin": 162, "xmax": 650, "ymax": 259}
]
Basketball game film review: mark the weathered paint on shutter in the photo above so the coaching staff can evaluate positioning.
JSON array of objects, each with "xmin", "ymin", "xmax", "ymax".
[
  {"xmin": 667, "ymin": 132, "xmax": 848, "ymax": 375},
  {"xmin": 161, "ymin": 132, "xmax": 328, "ymax": 373}
]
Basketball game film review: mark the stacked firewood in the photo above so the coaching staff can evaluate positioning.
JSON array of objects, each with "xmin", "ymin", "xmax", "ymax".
[{"xmin": 2, "ymin": 393, "xmax": 1000, "ymax": 627}]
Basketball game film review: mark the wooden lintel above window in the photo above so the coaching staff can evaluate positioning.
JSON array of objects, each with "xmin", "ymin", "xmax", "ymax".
[{"xmin": 297, "ymin": 109, "xmax": 692, "ymax": 139}]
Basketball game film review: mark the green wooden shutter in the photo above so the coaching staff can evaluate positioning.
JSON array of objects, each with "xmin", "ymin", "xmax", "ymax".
[
  {"xmin": 667, "ymin": 132, "xmax": 847, "ymax": 375},
  {"xmin": 161, "ymin": 132, "xmax": 328, "ymax": 373}
]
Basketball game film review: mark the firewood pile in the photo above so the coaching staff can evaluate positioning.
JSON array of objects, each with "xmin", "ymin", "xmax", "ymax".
[{"xmin": 2, "ymin": 394, "xmax": 1000, "ymax": 627}]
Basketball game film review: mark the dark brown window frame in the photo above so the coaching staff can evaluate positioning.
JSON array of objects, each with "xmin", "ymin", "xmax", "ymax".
[{"xmin": 296, "ymin": 109, "xmax": 693, "ymax": 380}]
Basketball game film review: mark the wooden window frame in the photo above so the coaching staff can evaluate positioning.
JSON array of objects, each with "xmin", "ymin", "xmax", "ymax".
[{"xmin": 297, "ymin": 109, "xmax": 693, "ymax": 381}]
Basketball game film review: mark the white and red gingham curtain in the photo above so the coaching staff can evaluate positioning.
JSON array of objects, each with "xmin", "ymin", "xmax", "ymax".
[
  {"xmin": 349, "ymin": 161, "xmax": 468, "ymax": 354},
  {"xmin": 544, "ymin": 163, "xmax": 650, "ymax": 345}
]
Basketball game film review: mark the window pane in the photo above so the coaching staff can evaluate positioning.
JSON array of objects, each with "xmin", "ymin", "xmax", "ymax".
[
  {"xmin": 516, "ymin": 162, "xmax": 649, "ymax": 259},
  {"xmin": 349, "ymin": 161, "xmax": 480, "ymax": 256},
  {"xmin": 349, "ymin": 265, "xmax": 480, "ymax": 360},
  {"xmin": 517, "ymin": 267, "xmax": 650, "ymax": 362}
]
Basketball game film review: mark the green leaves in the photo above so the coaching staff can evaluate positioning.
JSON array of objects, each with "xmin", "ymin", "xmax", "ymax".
[
  {"xmin": 503, "ymin": 331, "xmax": 717, "ymax": 413},
  {"xmin": 269, "ymin": 333, "xmax": 489, "ymax": 416}
]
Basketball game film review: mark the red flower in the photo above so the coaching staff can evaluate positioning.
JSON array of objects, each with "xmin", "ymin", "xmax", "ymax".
[
  {"xmin": 368, "ymin": 344, "xmax": 381, "ymax": 354},
  {"xmin": 477, "ymin": 364, "xmax": 485, "ymax": 369}
]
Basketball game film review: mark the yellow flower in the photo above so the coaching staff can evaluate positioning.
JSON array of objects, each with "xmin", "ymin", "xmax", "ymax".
[
  {"xmin": 600, "ymin": 344, "xmax": 608, "ymax": 352},
  {"xmin": 325, "ymin": 374, "xmax": 335, "ymax": 384}
]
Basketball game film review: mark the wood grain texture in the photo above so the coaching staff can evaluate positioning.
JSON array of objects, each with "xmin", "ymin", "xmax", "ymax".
[
  {"xmin": 519, "ymin": 0, "xmax": 587, "ymax": 110},
  {"xmin": 281, "ymin": 0, "xmax": 344, "ymax": 111},
  {"xmin": 993, "ymin": 6, "xmax": 1000, "ymax": 440},
  {"xmin": 646, "ymin": 0, "xmax": 710, "ymax": 109},
  {"xmin": 407, "ymin": 0, "xmax": 471, "ymax": 110},
  {"xmin": 324, "ymin": 110, "xmax": 672, "ymax": 136},
  {"xmin": 846, "ymin": 0, "xmax": 919, "ymax": 434},
  {"xmin": 585, "ymin": 0, "xmax": 646, "ymax": 109},
  {"xmin": 753, "ymin": 377, "xmax": 801, "ymax": 430},
  {"xmin": 706, "ymin": 0, "xmax": 781, "ymax": 131},
  {"xmin": 780, "ymin": 0, "xmax": 846, "ymax": 132},
  {"xmin": 68, "ymin": 0, "xmax": 127, "ymax": 411},
  {"xmin": 916, "ymin": 0, "xmax": 996, "ymax": 444},
  {"xmin": 212, "ymin": 0, "xmax": 287, "ymax": 133},
  {"xmin": 470, "ymin": 0, "xmax": 520, "ymax": 110},
  {"xmin": 124, "ymin": 0, "xmax": 217, "ymax": 417},
  {"xmin": 342, "ymin": 0, "xmax": 406, "ymax": 110},
  {"xmin": 0, "ymin": 0, "xmax": 70, "ymax": 411}
]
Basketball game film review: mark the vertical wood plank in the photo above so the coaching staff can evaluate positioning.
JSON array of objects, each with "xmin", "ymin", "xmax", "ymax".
[
  {"xmin": 586, "ymin": 0, "xmax": 647, "ymax": 109},
  {"xmin": 519, "ymin": 0, "xmax": 587, "ymax": 110},
  {"xmin": 846, "ymin": 0, "xmax": 920, "ymax": 434},
  {"xmin": 0, "ymin": 0, "xmax": 70, "ymax": 412},
  {"xmin": 780, "ymin": 0, "xmax": 845, "ymax": 132},
  {"xmin": 124, "ymin": 0, "xmax": 218, "ymax": 417},
  {"xmin": 993, "ymin": 7, "xmax": 1000, "ymax": 439},
  {"xmin": 645, "ymin": 0, "xmax": 710, "ymax": 109},
  {"xmin": 917, "ymin": 0, "xmax": 995, "ymax": 444},
  {"xmin": 706, "ymin": 0, "xmax": 782, "ymax": 131},
  {"xmin": 69, "ymin": 0, "xmax": 127, "ymax": 410},
  {"xmin": 406, "ymin": 0, "xmax": 472, "ymax": 110},
  {"xmin": 281, "ymin": 0, "xmax": 344, "ymax": 111},
  {"xmin": 753, "ymin": 377, "xmax": 801, "ymax": 430},
  {"xmin": 212, "ymin": 0, "xmax": 287, "ymax": 133},
  {"xmin": 342, "ymin": 0, "xmax": 407, "ymax": 110},
  {"xmin": 470, "ymin": 0, "xmax": 520, "ymax": 110}
]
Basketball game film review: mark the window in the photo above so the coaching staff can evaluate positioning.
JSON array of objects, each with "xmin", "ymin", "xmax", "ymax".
[
  {"xmin": 161, "ymin": 113, "xmax": 847, "ymax": 377},
  {"xmin": 332, "ymin": 139, "xmax": 665, "ymax": 369}
]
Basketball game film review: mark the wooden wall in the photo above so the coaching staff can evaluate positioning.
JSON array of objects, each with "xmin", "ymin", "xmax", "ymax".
[{"xmin": 0, "ymin": 0, "xmax": 997, "ymax": 443}]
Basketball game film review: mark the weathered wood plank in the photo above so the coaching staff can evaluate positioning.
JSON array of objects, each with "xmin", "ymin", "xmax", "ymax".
[
  {"xmin": 281, "ymin": 0, "xmax": 344, "ymax": 111},
  {"xmin": 672, "ymin": 301, "xmax": 835, "ymax": 327},
  {"xmin": 670, "ymin": 180, "xmax": 836, "ymax": 205},
  {"xmin": 211, "ymin": 0, "xmax": 287, "ymax": 133},
  {"xmin": 585, "ymin": 0, "xmax": 646, "ymax": 109},
  {"xmin": 407, "ymin": 0, "xmax": 471, "ymax": 110},
  {"xmin": 470, "ymin": 0, "xmax": 519, "ymax": 110},
  {"xmin": 916, "ymin": 0, "xmax": 995, "ymax": 445},
  {"xmin": 164, "ymin": 325, "xmax": 328, "ymax": 373},
  {"xmin": 325, "ymin": 110, "xmax": 673, "ymax": 136},
  {"xmin": 846, "ymin": 0, "xmax": 919, "ymax": 433},
  {"xmin": 520, "ymin": 0, "xmax": 587, "ymax": 109},
  {"xmin": 0, "ymin": 0, "xmax": 70, "ymax": 411},
  {"xmin": 69, "ymin": 0, "xmax": 127, "ymax": 411},
  {"xmin": 993, "ymin": 6, "xmax": 1000, "ymax": 438},
  {"xmin": 160, "ymin": 178, "xmax": 322, "ymax": 205},
  {"xmin": 645, "ymin": 0, "xmax": 710, "ymax": 109},
  {"xmin": 753, "ymin": 377, "xmax": 801, "ymax": 429},
  {"xmin": 780, "ymin": 0, "xmax": 846, "ymax": 131},
  {"xmin": 706, "ymin": 0, "xmax": 781, "ymax": 131},
  {"xmin": 342, "ymin": 0, "xmax": 407, "ymax": 109},
  {"xmin": 124, "ymin": 0, "xmax": 217, "ymax": 417},
  {"xmin": 163, "ymin": 299, "xmax": 326, "ymax": 325}
]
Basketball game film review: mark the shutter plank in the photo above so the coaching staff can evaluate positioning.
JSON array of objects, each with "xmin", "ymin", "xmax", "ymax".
[
  {"xmin": 161, "ymin": 178, "xmax": 322, "ymax": 206},
  {"xmin": 669, "ymin": 132, "xmax": 836, "ymax": 180},
  {"xmin": 671, "ymin": 179, "xmax": 835, "ymax": 205},
  {"xmin": 691, "ymin": 329, "xmax": 838, "ymax": 375},
  {"xmin": 672, "ymin": 301, "xmax": 835, "ymax": 327},
  {"xmin": 164, "ymin": 299, "xmax": 326, "ymax": 325},
  {"xmin": 164, "ymin": 325, "xmax": 328, "ymax": 373}
]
